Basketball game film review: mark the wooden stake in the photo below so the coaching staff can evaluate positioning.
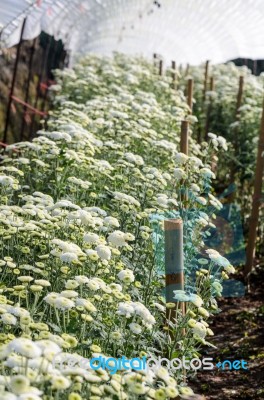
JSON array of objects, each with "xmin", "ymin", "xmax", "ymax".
[
  {"xmin": 180, "ymin": 120, "xmax": 189, "ymax": 155},
  {"xmin": 187, "ymin": 78, "xmax": 193, "ymax": 113},
  {"xmin": 30, "ymin": 35, "xmax": 52, "ymax": 138},
  {"xmin": 3, "ymin": 18, "xmax": 27, "ymax": 143},
  {"xmin": 205, "ymin": 76, "xmax": 215, "ymax": 139},
  {"xmin": 228, "ymin": 75, "xmax": 245, "ymax": 198},
  {"xmin": 20, "ymin": 38, "xmax": 37, "ymax": 141},
  {"xmin": 159, "ymin": 59, "xmax": 163, "ymax": 76},
  {"xmin": 236, "ymin": 76, "xmax": 244, "ymax": 118},
  {"xmin": 171, "ymin": 60, "xmax": 177, "ymax": 89},
  {"xmin": 202, "ymin": 60, "xmax": 209, "ymax": 102},
  {"xmin": 153, "ymin": 53, "xmax": 157, "ymax": 69},
  {"xmin": 164, "ymin": 219, "xmax": 184, "ymax": 321},
  {"xmin": 245, "ymin": 99, "xmax": 264, "ymax": 275}
]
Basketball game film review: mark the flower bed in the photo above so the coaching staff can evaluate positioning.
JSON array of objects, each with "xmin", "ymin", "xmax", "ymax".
[{"xmin": 0, "ymin": 54, "xmax": 234, "ymax": 400}]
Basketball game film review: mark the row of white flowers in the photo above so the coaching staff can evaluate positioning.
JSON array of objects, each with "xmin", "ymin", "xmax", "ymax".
[{"xmin": 0, "ymin": 53, "xmax": 233, "ymax": 399}]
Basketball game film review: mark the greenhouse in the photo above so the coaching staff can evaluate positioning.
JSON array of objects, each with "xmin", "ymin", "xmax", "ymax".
[{"xmin": 0, "ymin": 1, "xmax": 263, "ymax": 400}]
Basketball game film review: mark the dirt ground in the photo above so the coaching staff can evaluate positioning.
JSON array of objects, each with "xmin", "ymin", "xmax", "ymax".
[{"xmin": 190, "ymin": 262, "xmax": 264, "ymax": 399}]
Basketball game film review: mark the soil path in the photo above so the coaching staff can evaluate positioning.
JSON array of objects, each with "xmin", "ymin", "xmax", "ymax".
[{"xmin": 190, "ymin": 264, "xmax": 264, "ymax": 399}]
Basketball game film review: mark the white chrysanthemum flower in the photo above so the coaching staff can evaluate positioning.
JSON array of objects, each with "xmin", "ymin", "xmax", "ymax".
[
  {"xmin": 174, "ymin": 168, "xmax": 187, "ymax": 180},
  {"xmin": 196, "ymin": 196, "xmax": 207, "ymax": 205},
  {"xmin": 74, "ymin": 275, "xmax": 89, "ymax": 284},
  {"xmin": 199, "ymin": 167, "xmax": 216, "ymax": 179},
  {"xmin": 104, "ymin": 216, "xmax": 120, "ymax": 228},
  {"xmin": 198, "ymin": 307, "xmax": 210, "ymax": 318},
  {"xmin": 173, "ymin": 290, "xmax": 190, "ymax": 302},
  {"xmin": 86, "ymin": 280, "xmax": 100, "ymax": 291},
  {"xmin": 190, "ymin": 183, "xmax": 201, "ymax": 193},
  {"xmin": 1, "ymin": 313, "xmax": 17, "ymax": 325},
  {"xmin": 133, "ymin": 302, "xmax": 156, "ymax": 326},
  {"xmin": 65, "ymin": 280, "xmax": 79, "ymax": 289},
  {"xmin": 193, "ymin": 321, "xmax": 207, "ymax": 338},
  {"xmin": 76, "ymin": 298, "xmax": 96, "ymax": 312},
  {"xmin": 217, "ymin": 135, "xmax": 228, "ymax": 150},
  {"xmin": 51, "ymin": 375, "xmax": 71, "ymax": 390},
  {"xmin": 44, "ymin": 292, "xmax": 59, "ymax": 306},
  {"xmin": 60, "ymin": 290, "xmax": 79, "ymax": 298},
  {"xmin": 34, "ymin": 279, "xmax": 51, "ymax": 287},
  {"xmin": 85, "ymin": 249, "xmax": 99, "ymax": 260},
  {"xmin": 175, "ymin": 152, "xmax": 189, "ymax": 164},
  {"xmin": 189, "ymin": 156, "xmax": 203, "ymax": 167},
  {"xmin": 108, "ymin": 230, "xmax": 127, "ymax": 247},
  {"xmin": 95, "ymin": 244, "xmax": 111, "ymax": 260},
  {"xmin": 117, "ymin": 302, "xmax": 134, "ymax": 318},
  {"xmin": 78, "ymin": 210, "xmax": 95, "ymax": 225},
  {"xmin": 156, "ymin": 194, "xmax": 168, "ymax": 208},
  {"xmin": 60, "ymin": 252, "xmax": 78, "ymax": 263},
  {"xmin": 206, "ymin": 249, "xmax": 220, "ymax": 257},
  {"xmin": 189, "ymin": 294, "xmax": 203, "ymax": 308},
  {"xmin": 212, "ymin": 281, "xmax": 223, "ymax": 293},
  {"xmin": 83, "ymin": 232, "xmax": 100, "ymax": 244},
  {"xmin": 153, "ymin": 303, "xmax": 165, "ymax": 312},
  {"xmin": 0, "ymin": 392, "xmax": 17, "ymax": 400},
  {"xmin": 10, "ymin": 374, "xmax": 30, "ymax": 395},
  {"xmin": 36, "ymin": 340, "xmax": 61, "ymax": 356},
  {"xmin": 54, "ymin": 296, "xmax": 75, "ymax": 311},
  {"xmin": 44, "ymin": 131, "xmax": 72, "ymax": 142},
  {"xmin": 8, "ymin": 338, "xmax": 42, "ymax": 358},
  {"xmin": 224, "ymin": 264, "xmax": 236, "ymax": 274},
  {"xmin": 117, "ymin": 269, "xmax": 135, "ymax": 283},
  {"xmin": 0, "ymin": 175, "xmax": 15, "ymax": 186},
  {"xmin": 208, "ymin": 132, "xmax": 217, "ymax": 139},
  {"xmin": 129, "ymin": 322, "xmax": 142, "ymax": 335}
]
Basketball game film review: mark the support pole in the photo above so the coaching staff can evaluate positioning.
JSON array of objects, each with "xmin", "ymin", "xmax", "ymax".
[
  {"xmin": 180, "ymin": 120, "xmax": 189, "ymax": 155},
  {"xmin": 153, "ymin": 53, "xmax": 157, "ymax": 71},
  {"xmin": 20, "ymin": 38, "xmax": 37, "ymax": 141},
  {"xmin": 187, "ymin": 78, "xmax": 193, "ymax": 113},
  {"xmin": 159, "ymin": 59, "xmax": 163, "ymax": 76},
  {"xmin": 3, "ymin": 18, "xmax": 27, "ymax": 143},
  {"xmin": 164, "ymin": 219, "xmax": 184, "ymax": 321},
  {"xmin": 228, "ymin": 76, "xmax": 245, "ymax": 198},
  {"xmin": 245, "ymin": 100, "xmax": 264, "ymax": 275},
  {"xmin": 41, "ymin": 37, "xmax": 55, "ymax": 112},
  {"xmin": 205, "ymin": 76, "xmax": 215, "ymax": 139},
  {"xmin": 236, "ymin": 76, "xmax": 244, "ymax": 118},
  {"xmin": 30, "ymin": 35, "xmax": 52, "ymax": 138},
  {"xmin": 171, "ymin": 60, "xmax": 176, "ymax": 89},
  {"xmin": 202, "ymin": 60, "xmax": 209, "ymax": 102}
]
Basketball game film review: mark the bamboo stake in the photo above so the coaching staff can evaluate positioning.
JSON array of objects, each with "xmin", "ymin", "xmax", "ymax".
[
  {"xmin": 202, "ymin": 60, "xmax": 209, "ymax": 102},
  {"xmin": 245, "ymin": 99, "xmax": 264, "ymax": 276},
  {"xmin": 187, "ymin": 78, "xmax": 193, "ymax": 113}
]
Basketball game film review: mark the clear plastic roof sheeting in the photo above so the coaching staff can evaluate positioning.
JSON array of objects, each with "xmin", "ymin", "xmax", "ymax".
[{"xmin": 1, "ymin": 0, "xmax": 264, "ymax": 65}]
